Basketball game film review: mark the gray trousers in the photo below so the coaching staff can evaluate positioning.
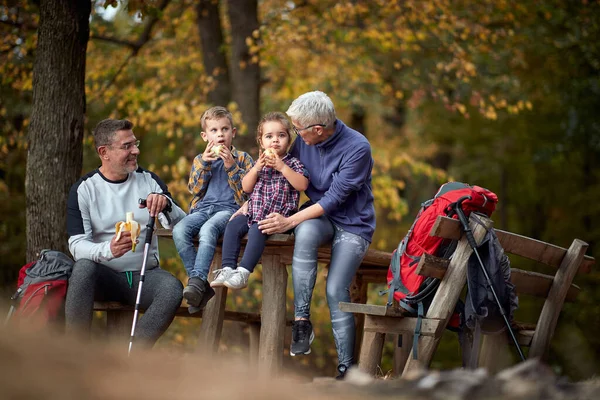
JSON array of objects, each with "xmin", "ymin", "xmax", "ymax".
[{"xmin": 65, "ymin": 259, "xmax": 183, "ymax": 347}]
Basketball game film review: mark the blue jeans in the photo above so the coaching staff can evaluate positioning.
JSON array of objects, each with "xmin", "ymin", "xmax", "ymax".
[
  {"xmin": 292, "ymin": 215, "xmax": 370, "ymax": 367},
  {"xmin": 172, "ymin": 207, "xmax": 233, "ymax": 280}
]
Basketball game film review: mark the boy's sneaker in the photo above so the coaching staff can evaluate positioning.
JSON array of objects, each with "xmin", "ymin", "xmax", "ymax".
[
  {"xmin": 210, "ymin": 267, "xmax": 233, "ymax": 288},
  {"xmin": 223, "ymin": 267, "xmax": 251, "ymax": 290},
  {"xmin": 183, "ymin": 277, "xmax": 215, "ymax": 312},
  {"xmin": 290, "ymin": 320, "xmax": 314, "ymax": 356}
]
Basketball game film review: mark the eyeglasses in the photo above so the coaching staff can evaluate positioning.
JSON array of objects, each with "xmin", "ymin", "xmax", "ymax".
[
  {"xmin": 292, "ymin": 123, "xmax": 326, "ymax": 136},
  {"xmin": 110, "ymin": 140, "xmax": 140, "ymax": 151}
]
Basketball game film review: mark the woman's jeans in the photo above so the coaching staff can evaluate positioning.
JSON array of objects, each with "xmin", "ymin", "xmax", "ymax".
[
  {"xmin": 172, "ymin": 207, "xmax": 233, "ymax": 280},
  {"xmin": 221, "ymin": 214, "xmax": 267, "ymax": 272},
  {"xmin": 292, "ymin": 215, "xmax": 370, "ymax": 367}
]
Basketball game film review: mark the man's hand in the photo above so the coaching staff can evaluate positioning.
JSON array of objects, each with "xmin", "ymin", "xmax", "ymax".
[
  {"xmin": 110, "ymin": 231, "xmax": 136, "ymax": 258},
  {"xmin": 142, "ymin": 193, "xmax": 168, "ymax": 217}
]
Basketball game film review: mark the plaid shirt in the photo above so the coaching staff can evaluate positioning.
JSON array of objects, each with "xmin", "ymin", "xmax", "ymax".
[
  {"xmin": 188, "ymin": 146, "xmax": 253, "ymax": 210},
  {"xmin": 248, "ymin": 154, "xmax": 308, "ymax": 224}
]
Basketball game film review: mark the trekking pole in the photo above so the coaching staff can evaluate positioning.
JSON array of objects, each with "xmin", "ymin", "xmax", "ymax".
[
  {"xmin": 128, "ymin": 198, "xmax": 156, "ymax": 356},
  {"xmin": 453, "ymin": 196, "xmax": 526, "ymax": 362}
]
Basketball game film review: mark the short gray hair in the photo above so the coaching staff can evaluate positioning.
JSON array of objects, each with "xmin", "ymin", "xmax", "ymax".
[
  {"xmin": 93, "ymin": 119, "xmax": 133, "ymax": 149},
  {"xmin": 286, "ymin": 91, "xmax": 336, "ymax": 128}
]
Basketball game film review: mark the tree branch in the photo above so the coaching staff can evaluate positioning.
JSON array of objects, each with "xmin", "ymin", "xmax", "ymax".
[{"xmin": 89, "ymin": 0, "xmax": 173, "ymax": 104}]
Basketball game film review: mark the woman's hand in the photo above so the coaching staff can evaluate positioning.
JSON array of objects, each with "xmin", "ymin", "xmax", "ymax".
[{"xmin": 258, "ymin": 212, "xmax": 294, "ymax": 234}]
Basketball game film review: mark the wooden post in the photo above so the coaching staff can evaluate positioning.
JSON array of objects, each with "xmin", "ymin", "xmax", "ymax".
[
  {"xmin": 393, "ymin": 332, "xmax": 413, "ymax": 376},
  {"xmin": 106, "ymin": 309, "xmax": 133, "ymax": 343},
  {"xmin": 258, "ymin": 254, "xmax": 287, "ymax": 377},
  {"xmin": 358, "ymin": 317, "xmax": 385, "ymax": 376},
  {"xmin": 403, "ymin": 214, "xmax": 493, "ymax": 374},
  {"xmin": 197, "ymin": 252, "xmax": 227, "ymax": 354},
  {"xmin": 248, "ymin": 322, "xmax": 261, "ymax": 365},
  {"xmin": 529, "ymin": 239, "xmax": 588, "ymax": 359},
  {"xmin": 350, "ymin": 272, "xmax": 368, "ymax": 363},
  {"xmin": 478, "ymin": 331, "xmax": 513, "ymax": 373}
]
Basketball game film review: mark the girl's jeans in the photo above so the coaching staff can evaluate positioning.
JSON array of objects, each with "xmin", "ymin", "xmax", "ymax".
[{"xmin": 292, "ymin": 215, "xmax": 370, "ymax": 367}]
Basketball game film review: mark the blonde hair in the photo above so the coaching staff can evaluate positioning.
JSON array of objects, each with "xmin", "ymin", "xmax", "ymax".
[
  {"xmin": 200, "ymin": 106, "xmax": 234, "ymax": 130},
  {"xmin": 256, "ymin": 112, "xmax": 293, "ymax": 147}
]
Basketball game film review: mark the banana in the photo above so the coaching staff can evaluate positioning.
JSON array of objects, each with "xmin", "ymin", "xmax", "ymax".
[
  {"xmin": 211, "ymin": 145, "xmax": 223, "ymax": 156},
  {"xmin": 115, "ymin": 212, "xmax": 141, "ymax": 252}
]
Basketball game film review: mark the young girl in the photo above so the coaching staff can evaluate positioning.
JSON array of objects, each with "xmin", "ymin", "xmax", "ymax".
[{"xmin": 210, "ymin": 112, "xmax": 309, "ymax": 289}]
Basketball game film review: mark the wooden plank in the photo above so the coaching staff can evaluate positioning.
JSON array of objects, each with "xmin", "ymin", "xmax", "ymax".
[
  {"xmin": 404, "ymin": 213, "xmax": 492, "ymax": 374},
  {"xmin": 258, "ymin": 254, "xmax": 288, "ymax": 378},
  {"xmin": 529, "ymin": 239, "xmax": 588, "ymax": 359},
  {"xmin": 416, "ymin": 253, "xmax": 450, "ymax": 279},
  {"xmin": 339, "ymin": 302, "xmax": 407, "ymax": 317},
  {"xmin": 510, "ymin": 269, "xmax": 580, "ymax": 302},
  {"xmin": 429, "ymin": 217, "xmax": 594, "ymax": 274},
  {"xmin": 430, "ymin": 216, "xmax": 463, "ymax": 240},
  {"xmin": 94, "ymin": 302, "xmax": 264, "ymax": 323},
  {"xmin": 496, "ymin": 230, "xmax": 593, "ymax": 274},
  {"xmin": 363, "ymin": 315, "xmax": 445, "ymax": 337}
]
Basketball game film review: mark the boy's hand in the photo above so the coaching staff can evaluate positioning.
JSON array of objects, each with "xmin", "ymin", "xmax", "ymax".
[
  {"xmin": 219, "ymin": 145, "xmax": 234, "ymax": 169},
  {"xmin": 202, "ymin": 141, "xmax": 219, "ymax": 163}
]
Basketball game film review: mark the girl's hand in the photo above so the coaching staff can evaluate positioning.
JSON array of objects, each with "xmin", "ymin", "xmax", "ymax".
[
  {"xmin": 254, "ymin": 151, "xmax": 267, "ymax": 172},
  {"xmin": 230, "ymin": 201, "xmax": 249, "ymax": 221},
  {"xmin": 264, "ymin": 150, "xmax": 284, "ymax": 171}
]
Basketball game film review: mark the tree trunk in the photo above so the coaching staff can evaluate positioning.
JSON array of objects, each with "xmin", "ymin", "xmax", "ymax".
[
  {"xmin": 196, "ymin": 0, "xmax": 231, "ymax": 107},
  {"xmin": 26, "ymin": 0, "xmax": 90, "ymax": 261},
  {"xmin": 227, "ymin": 0, "xmax": 260, "ymax": 154}
]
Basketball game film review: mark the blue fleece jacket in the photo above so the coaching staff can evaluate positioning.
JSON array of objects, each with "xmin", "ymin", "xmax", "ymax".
[{"xmin": 290, "ymin": 119, "xmax": 375, "ymax": 242}]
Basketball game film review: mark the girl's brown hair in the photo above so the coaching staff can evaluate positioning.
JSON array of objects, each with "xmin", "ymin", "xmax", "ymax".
[{"xmin": 256, "ymin": 112, "xmax": 293, "ymax": 148}]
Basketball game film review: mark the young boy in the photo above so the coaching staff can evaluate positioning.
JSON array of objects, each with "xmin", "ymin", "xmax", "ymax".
[{"xmin": 173, "ymin": 106, "xmax": 253, "ymax": 313}]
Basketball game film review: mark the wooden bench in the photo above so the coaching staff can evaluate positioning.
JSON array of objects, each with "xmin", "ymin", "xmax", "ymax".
[
  {"xmin": 340, "ymin": 213, "xmax": 595, "ymax": 376},
  {"xmin": 146, "ymin": 229, "xmax": 392, "ymax": 376},
  {"xmin": 92, "ymin": 300, "xmax": 292, "ymax": 362}
]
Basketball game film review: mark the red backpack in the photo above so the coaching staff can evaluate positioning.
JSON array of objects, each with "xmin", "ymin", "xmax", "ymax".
[
  {"xmin": 6, "ymin": 250, "xmax": 74, "ymax": 328},
  {"xmin": 385, "ymin": 182, "xmax": 498, "ymax": 357}
]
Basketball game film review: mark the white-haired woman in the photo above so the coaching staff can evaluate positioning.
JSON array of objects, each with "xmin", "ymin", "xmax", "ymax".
[{"xmin": 258, "ymin": 91, "xmax": 376, "ymax": 379}]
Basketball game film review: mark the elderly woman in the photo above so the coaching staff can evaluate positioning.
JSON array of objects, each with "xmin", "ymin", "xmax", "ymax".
[{"xmin": 258, "ymin": 91, "xmax": 375, "ymax": 379}]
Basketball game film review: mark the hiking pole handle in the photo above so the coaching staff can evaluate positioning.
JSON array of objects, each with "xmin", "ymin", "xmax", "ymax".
[
  {"xmin": 454, "ymin": 196, "xmax": 478, "ymax": 249},
  {"xmin": 138, "ymin": 198, "xmax": 156, "ymax": 244}
]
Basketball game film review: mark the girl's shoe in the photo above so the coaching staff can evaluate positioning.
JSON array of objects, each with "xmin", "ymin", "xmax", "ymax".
[
  {"xmin": 223, "ymin": 267, "xmax": 251, "ymax": 290},
  {"xmin": 210, "ymin": 267, "xmax": 233, "ymax": 288}
]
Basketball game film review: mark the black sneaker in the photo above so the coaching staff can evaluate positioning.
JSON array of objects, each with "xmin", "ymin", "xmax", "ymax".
[
  {"xmin": 290, "ymin": 320, "xmax": 314, "ymax": 356},
  {"xmin": 336, "ymin": 364, "xmax": 349, "ymax": 380},
  {"xmin": 183, "ymin": 277, "xmax": 215, "ymax": 311}
]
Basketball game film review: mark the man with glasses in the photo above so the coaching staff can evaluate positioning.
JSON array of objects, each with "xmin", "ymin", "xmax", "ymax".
[
  {"xmin": 257, "ymin": 91, "xmax": 375, "ymax": 379},
  {"xmin": 66, "ymin": 118, "xmax": 187, "ymax": 348}
]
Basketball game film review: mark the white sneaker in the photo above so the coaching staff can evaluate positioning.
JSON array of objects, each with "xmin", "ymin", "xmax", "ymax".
[
  {"xmin": 224, "ymin": 267, "xmax": 251, "ymax": 290},
  {"xmin": 210, "ymin": 267, "xmax": 233, "ymax": 288}
]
